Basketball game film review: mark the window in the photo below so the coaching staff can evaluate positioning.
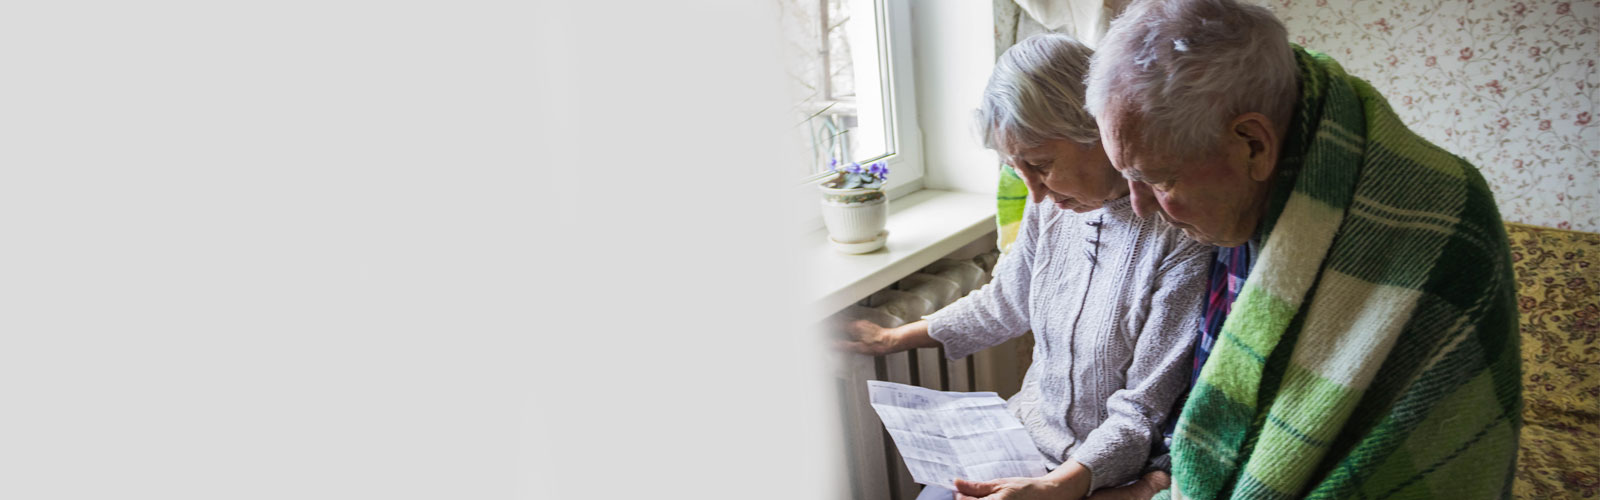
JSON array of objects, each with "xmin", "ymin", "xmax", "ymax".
[{"xmin": 781, "ymin": 0, "xmax": 923, "ymax": 198}]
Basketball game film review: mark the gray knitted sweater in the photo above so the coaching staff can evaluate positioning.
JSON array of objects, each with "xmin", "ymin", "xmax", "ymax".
[{"xmin": 926, "ymin": 196, "xmax": 1212, "ymax": 491}]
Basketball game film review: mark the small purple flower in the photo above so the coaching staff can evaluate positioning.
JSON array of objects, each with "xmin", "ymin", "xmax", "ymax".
[
  {"xmin": 868, "ymin": 161, "xmax": 889, "ymax": 179},
  {"xmin": 845, "ymin": 162, "xmax": 863, "ymax": 174},
  {"xmin": 828, "ymin": 158, "xmax": 838, "ymax": 170}
]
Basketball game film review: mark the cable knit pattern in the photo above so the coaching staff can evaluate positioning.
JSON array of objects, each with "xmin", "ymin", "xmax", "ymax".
[{"xmin": 926, "ymin": 196, "xmax": 1213, "ymax": 491}]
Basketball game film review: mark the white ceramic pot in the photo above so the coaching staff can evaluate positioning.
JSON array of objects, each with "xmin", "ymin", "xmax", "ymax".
[{"xmin": 819, "ymin": 185, "xmax": 888, "ymax": 253}]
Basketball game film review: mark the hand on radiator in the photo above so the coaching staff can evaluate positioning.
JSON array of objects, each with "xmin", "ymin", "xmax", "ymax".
[{"xmin": 835, "ymin": 319, "xmax": 938, "ymax": 356}]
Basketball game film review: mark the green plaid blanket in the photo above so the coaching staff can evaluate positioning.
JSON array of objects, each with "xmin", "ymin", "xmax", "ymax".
[{"xmin": 1162, "ymin": 48, "xmax": 1522, "ymax": 499}]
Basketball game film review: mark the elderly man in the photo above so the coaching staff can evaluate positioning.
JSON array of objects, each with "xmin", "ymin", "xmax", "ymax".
[{"xmin": 1079, "ymin": 0, "xmax": 1523, "ymax": 499}]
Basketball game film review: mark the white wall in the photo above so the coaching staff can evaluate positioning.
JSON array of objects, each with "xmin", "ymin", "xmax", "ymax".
[
  {"xmin": 911, "ymin": 0, "xmax": 998, "ymax": 195},
  {"xmin": 3, "ymin": 1, "xmax": 835, "ymax": 499}
]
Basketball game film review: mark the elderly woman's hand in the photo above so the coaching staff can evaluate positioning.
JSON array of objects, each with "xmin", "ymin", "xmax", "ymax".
[
  {"xmin": 836, "ymin": 319, "xmax": 903, "ymax": 356},
  {"xmin": 953, "ymin": 460, "xmax": 1092, "ymax": 500},
  {"xmin": 1083, "ymin": 471, "xmax": 1169, "ymax": 500},
  {"xmin": 952, "ymin": 476, "xmax": 1082, "ymax": 500},
  {"xmin": 835, "ymin": 319, "xmax": 940, "ymax": 356}
]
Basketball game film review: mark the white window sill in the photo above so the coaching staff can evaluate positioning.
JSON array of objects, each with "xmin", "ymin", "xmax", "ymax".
[{"xmin": 805, "ymin": 189, "xmax": 997, "ymax": 318}]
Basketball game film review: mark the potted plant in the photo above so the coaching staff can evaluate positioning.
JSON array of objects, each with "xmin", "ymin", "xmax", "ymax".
[{"xmin": 819, "ymin": 160, "xmax": 890, "ymax": 254}]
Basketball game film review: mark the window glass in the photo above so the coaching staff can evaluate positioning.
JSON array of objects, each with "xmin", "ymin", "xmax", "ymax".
[{"xmin": 780, "ymin": 0, "xmax": 891, "ymax": 178}]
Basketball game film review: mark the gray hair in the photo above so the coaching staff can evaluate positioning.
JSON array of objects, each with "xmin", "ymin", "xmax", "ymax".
[
  {"xmin": 977, "ymin": 33, "xmax": 1099, "ymax": 152},
  {"xmin": 1085, "ymin": 0, "xmax": 1298, "ymax": 157}
]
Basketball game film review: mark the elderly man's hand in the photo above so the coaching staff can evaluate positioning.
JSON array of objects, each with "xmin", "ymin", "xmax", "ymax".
[{"xmin": 1083, "ymin": 471, "xmax": 1170, "ymax": 500}]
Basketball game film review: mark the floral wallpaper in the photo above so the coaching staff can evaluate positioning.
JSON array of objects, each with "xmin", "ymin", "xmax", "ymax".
[
  {"xmin": 995, "ymin": 0, "xmax": 1599, "ymax": 232},
  {"xmin": 1258, "ymin": 0, "xmax": 1600, "ymax": 232}
]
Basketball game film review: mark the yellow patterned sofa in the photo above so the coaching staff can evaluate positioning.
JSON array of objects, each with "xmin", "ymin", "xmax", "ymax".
[{"xmin": 1507, "ymin": 222, "xmax": 1600, "ymax": 498}]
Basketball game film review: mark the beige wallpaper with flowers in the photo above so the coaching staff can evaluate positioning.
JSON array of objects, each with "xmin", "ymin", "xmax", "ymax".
[
  {"xmin": 1259, "ymin": 0, "xmax": 1600, "ymax": 232},
  {"xmin": 995, "ymin": 0, "xmax": 1599, "ymax": 232}
]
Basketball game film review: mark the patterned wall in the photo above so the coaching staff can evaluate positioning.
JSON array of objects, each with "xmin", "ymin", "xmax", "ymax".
[
  {"xmin": 1262, "ymin": 0, "xmax": 1599, "ymax": 232},
  {"xmin": 996, "ymin": 0, "xmax": 1600, "ymax": 232}
]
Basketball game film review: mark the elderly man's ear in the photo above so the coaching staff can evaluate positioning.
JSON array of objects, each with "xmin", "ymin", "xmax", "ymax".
[{"xmin": 1229, "ymin": 112, "xmax": 1280, "ymax": 183}]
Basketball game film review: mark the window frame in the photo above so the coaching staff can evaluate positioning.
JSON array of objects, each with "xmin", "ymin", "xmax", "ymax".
[{"xmin": 801, "ymin": 0, "xmax": 924, "ymax": 201}]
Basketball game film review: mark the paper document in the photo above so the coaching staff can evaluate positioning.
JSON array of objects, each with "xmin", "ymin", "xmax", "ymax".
[{"xmin": 867, "ymin": 381, "xmax": 1050, "ymax": 488}]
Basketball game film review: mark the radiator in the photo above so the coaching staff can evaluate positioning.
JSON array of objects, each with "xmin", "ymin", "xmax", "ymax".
[{"xmin": 826, "ymin": 248, "xmax": 1025, "ymax": 500}]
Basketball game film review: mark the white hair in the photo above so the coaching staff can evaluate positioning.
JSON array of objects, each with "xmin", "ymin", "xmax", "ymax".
[
  {"xmin": 1085, "ymin": 0, "xmax": 1298, "ymax": 157},
  {"xmin": 977, "ymin": 33, "xmax": 1099, "ymax": 152}
]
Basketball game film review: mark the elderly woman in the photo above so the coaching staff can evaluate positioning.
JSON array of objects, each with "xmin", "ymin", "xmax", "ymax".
[{"xmin": 841, "ymin": 33, "xmax": 1212, "ymax": 500}]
